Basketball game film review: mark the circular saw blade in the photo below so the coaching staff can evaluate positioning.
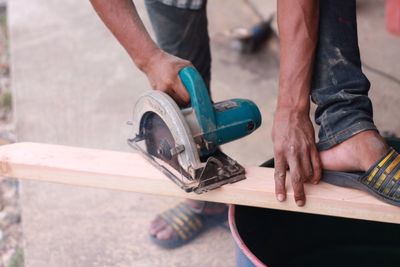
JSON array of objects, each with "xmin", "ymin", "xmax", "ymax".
[
  {"xmin": 132, "ymin": 91, "xmax": 202, "ymax": 176},
  {"xmin": 142, "ymin": 112, "xmax": 191, "ymax": 179}
]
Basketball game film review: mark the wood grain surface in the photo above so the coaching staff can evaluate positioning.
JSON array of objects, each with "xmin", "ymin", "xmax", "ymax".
[{"xmin": 0, "ymin": 142, "xmax": 399, "ymax": 224}]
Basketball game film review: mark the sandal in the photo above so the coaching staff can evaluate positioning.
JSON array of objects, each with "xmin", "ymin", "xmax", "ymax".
[
  {"xmin": 322, "ymin": 147, "xmax": 400, "ymax": 207},
  {"xmin": 150, "ymin": 202, "xmax": 228, "ymax": 249}
]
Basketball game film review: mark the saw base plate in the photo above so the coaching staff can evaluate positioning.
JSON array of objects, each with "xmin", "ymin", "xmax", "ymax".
[{"xmin": 128, "ymin": 121, "xmax": 246, "ymax": 195}]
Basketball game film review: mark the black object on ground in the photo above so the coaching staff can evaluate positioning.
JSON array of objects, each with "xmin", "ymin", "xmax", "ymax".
[{"xmin": 234, "ymin": 205, "xmax": 400, "ymax": 267}]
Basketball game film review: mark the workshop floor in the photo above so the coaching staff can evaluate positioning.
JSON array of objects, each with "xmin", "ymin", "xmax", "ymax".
[{"xmin": 7, "ymin": 0, "xmax": 400, "ymax": 266}]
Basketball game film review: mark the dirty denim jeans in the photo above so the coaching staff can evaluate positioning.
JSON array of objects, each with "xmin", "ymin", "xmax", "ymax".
[{"xmin": 144, "ymin": 0, "xmax": 378, "ymax": 151}]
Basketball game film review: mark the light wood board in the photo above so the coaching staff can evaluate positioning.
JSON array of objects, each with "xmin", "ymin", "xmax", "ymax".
[{"xmin": 0, "ymin": 142, "xmax": 399, "ymax": 224}]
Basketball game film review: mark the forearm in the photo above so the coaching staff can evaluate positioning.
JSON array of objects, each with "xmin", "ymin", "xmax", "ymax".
[
  {"xmin": 277, "ymin": 0, "xmax": 319, "ymax": 114},
  {"xmin": 90, "ymin": 0, "xmax": 159, "ymax": 71}
]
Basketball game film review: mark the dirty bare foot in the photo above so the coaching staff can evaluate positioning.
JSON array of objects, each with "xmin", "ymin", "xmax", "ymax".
[
  {"xmin": 149, "ymin": 199, "xmax": 227, "ymax": 241},
  {"xmin": 320, "ymin": 130, "xmax": 389, "ymax": 172}
]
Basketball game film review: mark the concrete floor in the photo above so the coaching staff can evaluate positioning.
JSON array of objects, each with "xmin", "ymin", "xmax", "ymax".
[{"xmin": 8, "ymin": 0, "xmax": 400, "ymax": 266}]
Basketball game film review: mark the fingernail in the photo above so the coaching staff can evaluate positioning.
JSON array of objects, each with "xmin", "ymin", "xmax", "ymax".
[
  {"xmin": 277, "ymin": 194, "xmax": 285, "ymax": 202},
  {"xmin": 312, "ymin": 180, "xmax": 318, "ymax": 185},
  {"xmin": 296, "ymin": 200, "xmax": 305, "ymax": 206}
]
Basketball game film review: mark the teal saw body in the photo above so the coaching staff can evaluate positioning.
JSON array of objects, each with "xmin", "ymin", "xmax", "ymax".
[
  {"xmin": 179, "ymin": 67, "xmax": 262, "ymax": 156},
  {"xmin": 129, "ymin": 66, "xmax": 262, "ymax": 193}
]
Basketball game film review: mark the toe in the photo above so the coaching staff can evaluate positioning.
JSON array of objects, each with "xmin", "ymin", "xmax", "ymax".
[
  {"xmin": 156, "ymin": 225, "xmax": 176, "ymax": 241},
  {"xmin": 149, "ymin": 215, "xmax": 168, "ymax": 236}
]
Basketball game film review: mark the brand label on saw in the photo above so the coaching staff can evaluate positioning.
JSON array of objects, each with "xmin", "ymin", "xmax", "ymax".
[{"xmin": 214, "ymin": 100, "xmax": 238, "ymax": 112}]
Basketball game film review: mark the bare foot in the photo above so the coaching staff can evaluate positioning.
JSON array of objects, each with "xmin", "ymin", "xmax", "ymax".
[
  {"xmin": 320, "ymin": 130, "xmax": 389, "ymax": 172},
  {"xmin": 149, "ymin": 200, "xmax": 227, "ymax": 241}
]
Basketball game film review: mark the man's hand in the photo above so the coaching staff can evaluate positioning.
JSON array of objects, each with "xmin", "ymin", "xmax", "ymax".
[
  {"xmin": 272, "ymin": 109, "xmax": 321, "ymax": 206},
  {"xmin": 143, "ymin": 51, "xmax": 191, "ymax": 106},
  {"xmin": 274, "ymin": 0, "xmax": 320, "ymax": 206}
]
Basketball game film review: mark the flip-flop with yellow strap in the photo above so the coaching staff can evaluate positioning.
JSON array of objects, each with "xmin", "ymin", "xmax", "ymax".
[
  {"xmin": 322, "ymin": 147, "xmax": 400, "ymax": 207},
  {"xmin": 150, "ymin": 202, "xmax": 228, "ymax": 249}
]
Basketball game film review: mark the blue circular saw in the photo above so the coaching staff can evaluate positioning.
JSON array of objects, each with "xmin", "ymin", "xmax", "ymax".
[{"xmin": 128, "ymin": 67, "xmax": 262, "ymax": 194}]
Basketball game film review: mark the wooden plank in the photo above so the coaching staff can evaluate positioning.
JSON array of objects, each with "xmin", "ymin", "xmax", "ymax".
[{"xmin": 0, "ymin": 142, "xmax": 399, "ymax": 224}]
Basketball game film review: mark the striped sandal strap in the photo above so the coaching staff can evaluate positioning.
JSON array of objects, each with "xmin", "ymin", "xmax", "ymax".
[
  {"xmin": 160, "ymin": 203, "xmax": 204, "ymax": 241},
  {"xmin": 362, "ymin": 148, "xmax": 400, "ymax": 201}
]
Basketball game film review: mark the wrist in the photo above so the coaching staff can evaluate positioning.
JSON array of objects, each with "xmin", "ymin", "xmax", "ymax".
[
  {"xmin": 276, "ymin": 97, "xmax": 310, "ymax": 116},
  {"xmin": 133, "ymin": 45, "xmax": 162, "ymax": 73}
]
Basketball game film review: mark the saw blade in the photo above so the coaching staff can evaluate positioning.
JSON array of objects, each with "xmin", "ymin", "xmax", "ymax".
[{"xmin": 142, "ymin": 112, "xmax": 192, "ymax": 180}]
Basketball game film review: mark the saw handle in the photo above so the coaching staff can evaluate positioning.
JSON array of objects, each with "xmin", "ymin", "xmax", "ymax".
[
  {"xmin": 178, "ymin": 67, "xmax": 217, "ymax": 141},
  {"xmin": 178, "ymin": 66, "xmax": 262, "ymax": 157}
]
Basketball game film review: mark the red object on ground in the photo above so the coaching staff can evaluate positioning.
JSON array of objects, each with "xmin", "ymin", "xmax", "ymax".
[{"xmin": 386, "ymin": 0, "xmax": 400, "ymax": 36}]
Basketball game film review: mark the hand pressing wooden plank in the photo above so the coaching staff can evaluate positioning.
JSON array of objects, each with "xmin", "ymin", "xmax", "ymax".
[{"xmin": 0, "ymin": 142, "xmax": 399, "ymax": 224}]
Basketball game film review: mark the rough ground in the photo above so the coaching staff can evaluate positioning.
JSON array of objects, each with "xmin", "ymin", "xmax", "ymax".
[
  {"xmin": 0, "ymin": 2, "xmax": 23, "ymax": 267},
  {"xmin": 5, "ymin": 0, "xmax": 400, "ymax": 266}
]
